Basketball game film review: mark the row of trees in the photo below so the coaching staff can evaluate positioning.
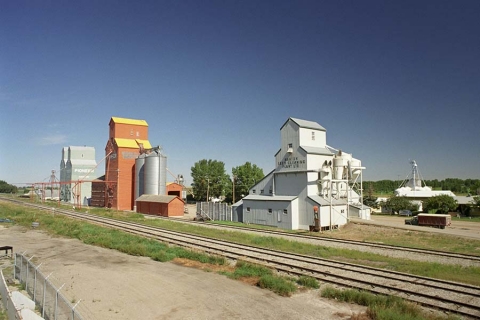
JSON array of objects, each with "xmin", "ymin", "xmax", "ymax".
[
  {"xmin": 191, "ymin": 159, "xmax": 264, "ymax": 203},
  {"xmin": 0, "ymin": 180, "xmax": 17, "ymax": 193},
  {"xmin": 367, "ymin": 194, "xmax": 480, "ymax": 215},
  {"xmin": 363, "ymin": 179, "xmax": 480, "ymax": 195}
]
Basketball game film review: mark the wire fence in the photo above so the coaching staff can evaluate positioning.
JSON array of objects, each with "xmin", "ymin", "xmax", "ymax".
[{"xmin": 14, "ymin": 253, "xmax": 84, "ymax": 320}]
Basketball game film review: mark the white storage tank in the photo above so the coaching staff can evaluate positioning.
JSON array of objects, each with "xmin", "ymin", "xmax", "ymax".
[
  {"xmin": 349, "ymin": 158, "xmax": 362, "ymax": 181},
  {"xmin": 319, "ymin": 161, "xmax": 332, "ymax": 197},
  {"xmin": 333, "ymin": 152, "xmax": 348, "ymax": 180},
  {"xmin": 143, "ymin": 150, "xmax": 167, "ymax": 195}
]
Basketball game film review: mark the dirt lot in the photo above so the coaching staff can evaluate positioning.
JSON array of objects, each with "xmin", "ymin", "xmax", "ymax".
[
  {"xmin": 0, "ymin": 225, "xmax": 366, "ymax": 320},
  {"xmin": 352, "ymin": 214, "xmax": 480, "ymax": 240}
]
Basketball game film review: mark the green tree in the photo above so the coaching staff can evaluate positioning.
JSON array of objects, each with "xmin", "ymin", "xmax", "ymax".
[
  {"xmin": 473, "ymin": 196, "xmax": 480, "ymax": 207},
  {"xmin": 191, "ymin": 159, "xmax": 230, "ymax": 201},
  {"xmin": 0, "ymin": 180, "xmax": 17, "ymax": 193},
  {"xmin": 231, "ymin": 162, "xmax": 264, "ymax": 203},
  {"xmin": 423, "ymin": 195, "xmax": 458, "ymax": 214},
  {"xmin": 384, "ymin": 196, "xmax": 418, "ymax": 214},
  {"xmin": 363, "ymin": 183, "xmax": 378, "ymax": 208}
]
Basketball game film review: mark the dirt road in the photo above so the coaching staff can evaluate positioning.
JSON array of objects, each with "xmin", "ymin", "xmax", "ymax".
[{"xmin": 0, "ymin": 225, "xmax": 365, "ymax": 320}]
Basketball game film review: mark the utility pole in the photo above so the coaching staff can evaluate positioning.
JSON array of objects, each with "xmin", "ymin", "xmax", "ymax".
[
  {"xmin": 232, "ymin": 175, "xmax": 236, "ymax": 204},
  {"xmin": 206, "ymin": 178, "xmax": 210, "ymax": 202}
]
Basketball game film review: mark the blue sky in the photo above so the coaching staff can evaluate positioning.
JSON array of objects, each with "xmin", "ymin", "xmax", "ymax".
[{"xmin": 1, "ymin": 0, "xmax": 479, "ymax": 186}]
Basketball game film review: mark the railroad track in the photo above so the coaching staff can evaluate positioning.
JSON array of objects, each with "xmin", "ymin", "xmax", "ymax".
[
  {"xmin": 3, "ymin": 198, "xmax": 480, "ymax": 319},
  {"xmin": 158, "ymin": 215, "xmax": 480, "ymax": 267}
]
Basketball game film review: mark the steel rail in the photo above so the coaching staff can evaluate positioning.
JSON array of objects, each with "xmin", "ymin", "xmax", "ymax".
[{"xmin": 162, "ymin": 215, "xmax": 480, "ymax": 264}]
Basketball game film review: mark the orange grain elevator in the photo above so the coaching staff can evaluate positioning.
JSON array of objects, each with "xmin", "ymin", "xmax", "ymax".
[{"xmin": 105, "ymin": 117, "xmax": 152, "ymax": 210}]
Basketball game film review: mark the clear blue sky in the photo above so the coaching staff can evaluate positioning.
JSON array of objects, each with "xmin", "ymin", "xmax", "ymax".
[{"xmin": 1, "ymin": 0, "xmax": 479, "ymax": 186}]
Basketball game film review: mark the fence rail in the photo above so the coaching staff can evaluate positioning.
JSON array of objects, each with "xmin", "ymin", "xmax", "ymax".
[{"xmin": 14, "ymin": 253, "xmax": 84, "ymax": 320}]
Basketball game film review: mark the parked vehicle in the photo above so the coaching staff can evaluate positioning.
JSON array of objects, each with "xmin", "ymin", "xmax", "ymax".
[
  {"xmin": 399, "ymin": 210, "xmax": 412, "ymax": 216},
  {"xmin": 405, "ymin": 213, "xmax": 451, "ymax": 229}
]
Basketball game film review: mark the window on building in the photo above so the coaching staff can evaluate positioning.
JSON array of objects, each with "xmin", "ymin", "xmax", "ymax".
[
  {"xmin": 268, "ymin": 209, "xmax": 272, "ymax": 214},
  {"xmin": 136, "ymin": 131, "xmax": 140, "ymax": 137},
  {"xmin": 260, "ymin": 189, "xmax": 264, "ymax": 194},
  {"xmin": 288, "ymin": 143, "xmax": 293, "ymax": 148},
  {"xmin": 283, "ymin": 209, "xmax": 288, "ymax": 215},
  {"xmin": 252, "ymin": 189, "xmax": 256, "ymax": 194},
  {"xmin": 341, "ymin": 209, "xmax": 345, "ymax": 213},
  {"xmin": 130, "ymin": 129, "xmax": 134, "ymax": 136},
  {"xmin": 246, "ymin": 207, "xmax": 251, "ymax": 212},
  {"xmin": 269, "ymin": 188, "xmax": 272, "ymax": 194},
  {"xmin": 312, "ymin": 131, "xmax": 315, "ymax": 140}
]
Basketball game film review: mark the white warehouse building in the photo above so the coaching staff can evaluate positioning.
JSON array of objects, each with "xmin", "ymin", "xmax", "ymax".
[{"xmin": 233, "ymin": 117, "xmax": 370, "ymax": 231}]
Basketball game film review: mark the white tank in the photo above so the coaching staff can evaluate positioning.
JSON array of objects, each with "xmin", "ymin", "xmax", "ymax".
[
  {"xmin": 349, "ymin": 158, "xmax": 362, "ymax": 181},
  {"xmin": 319, "ymin": 163, "xmax": 331, "ymax": 196},
  {"xmin": 333, "ymin": 156, "xmax": 347, "ymax": 179}
]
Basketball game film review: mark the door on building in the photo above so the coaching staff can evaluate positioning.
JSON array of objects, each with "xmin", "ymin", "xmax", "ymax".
[{"xmin": 277, "ymin": 210, "xmax": 282, "ymax": 223}]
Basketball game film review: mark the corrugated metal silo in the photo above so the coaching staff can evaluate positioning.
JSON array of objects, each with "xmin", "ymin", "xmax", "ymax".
[
  {"xmin": 143, "ymin": 150, "xmax": 167, "ymax": 195},
  {"xmin": 159, "ymin": 153, "xmax": 166, "ymax": 195},
  {"xmin": 135, "ymin": 154, "xmax": 146, "ymax": 200}
]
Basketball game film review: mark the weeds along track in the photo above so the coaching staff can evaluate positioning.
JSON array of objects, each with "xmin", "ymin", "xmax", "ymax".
[
  {"xmin": 3, "ymin": 199, "xmax": 480, "ymax": 319},
  {"xmin": 164, "ymin": 216, "xmax": 480, "ymax": 267}
]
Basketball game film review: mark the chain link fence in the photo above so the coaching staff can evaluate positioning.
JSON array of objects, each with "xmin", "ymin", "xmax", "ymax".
[{"xmin": 14, "ymin": 253, "xmax": 84, "ymax": 320}]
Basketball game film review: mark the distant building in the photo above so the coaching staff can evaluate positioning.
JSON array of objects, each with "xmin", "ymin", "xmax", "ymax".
[
  {"xmin": 232, "ymin": 117, "xmax": 369, "ymax": 231},
  {"xmin": 394, "ymin": 160, "xmax": 456, "ymax": 211},
  {"xmin": 60, "ymin": 146, "xmax": 97, "ymax": 204}
]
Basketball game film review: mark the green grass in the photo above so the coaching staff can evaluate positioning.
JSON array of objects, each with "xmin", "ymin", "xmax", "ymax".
[
  {"xmin": 0, "ymin": 308, "xmax": 7, "ymax": 320},
  {"xmin": 296, "ymin": 275, "xmax": 319, "ymax": 289},
  {"xmin": 226, "ymin": 260, "xmax": 273, "ymax": 279},
  {"xmin": 1, "ymin": 202, "xmax": 225, "ymax": 266},
  {"xmin": 258, "ymin": 274, "xmax": 297, "ymax": 296},
  {"xmin": 321, "ymin": 286, "xmax": 461, "ymax": 320},
  {"xmin": 220, "ymin": 261, "xmax": 298, "ymax": 296}
]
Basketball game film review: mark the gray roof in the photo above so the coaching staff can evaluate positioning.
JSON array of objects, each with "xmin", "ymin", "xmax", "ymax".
[
  {"xmin": 136, "ymin": 194, "xmax": 181, "ymax": 203},
  {"xmin": 243, "ymin": 195, "xmax": 298, "ymax": 201},
  {"xmin": 455, "ymin": 196, "xmax": 476, "ymax": 205},
  {"xmin": 308, "ymin": 195, "xmax": 346, "ymax": 206},
  {"xmin": 300, "ymin": 146, "xmax": 333, "ymax": 156},
  {"xmin": 281, "ymin": 117, "xmax": 326, "ymax": 131}
]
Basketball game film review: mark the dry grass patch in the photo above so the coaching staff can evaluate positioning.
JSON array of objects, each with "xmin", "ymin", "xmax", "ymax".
[{"xmin": 172, "ymin": 258, "xmax": 235, "ymax": 273}]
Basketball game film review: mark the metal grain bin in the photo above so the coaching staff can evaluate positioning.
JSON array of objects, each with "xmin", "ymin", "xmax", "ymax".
[
  {"xmin": 135, "ymin": 154, "xmax": 146, "ymax": 200},
  {"xmin": 144, "ymin": 151, "xmax": 167, "ymax": 195}
]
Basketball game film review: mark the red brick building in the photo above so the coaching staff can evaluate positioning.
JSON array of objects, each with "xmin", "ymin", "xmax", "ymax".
[
  {"xmin": 136, "ymin": 195, "xmax": 185, "ymax": 217},
  {"xmin": 101, "ymin": 117, "xmax": 152, "ymax": 210}
]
